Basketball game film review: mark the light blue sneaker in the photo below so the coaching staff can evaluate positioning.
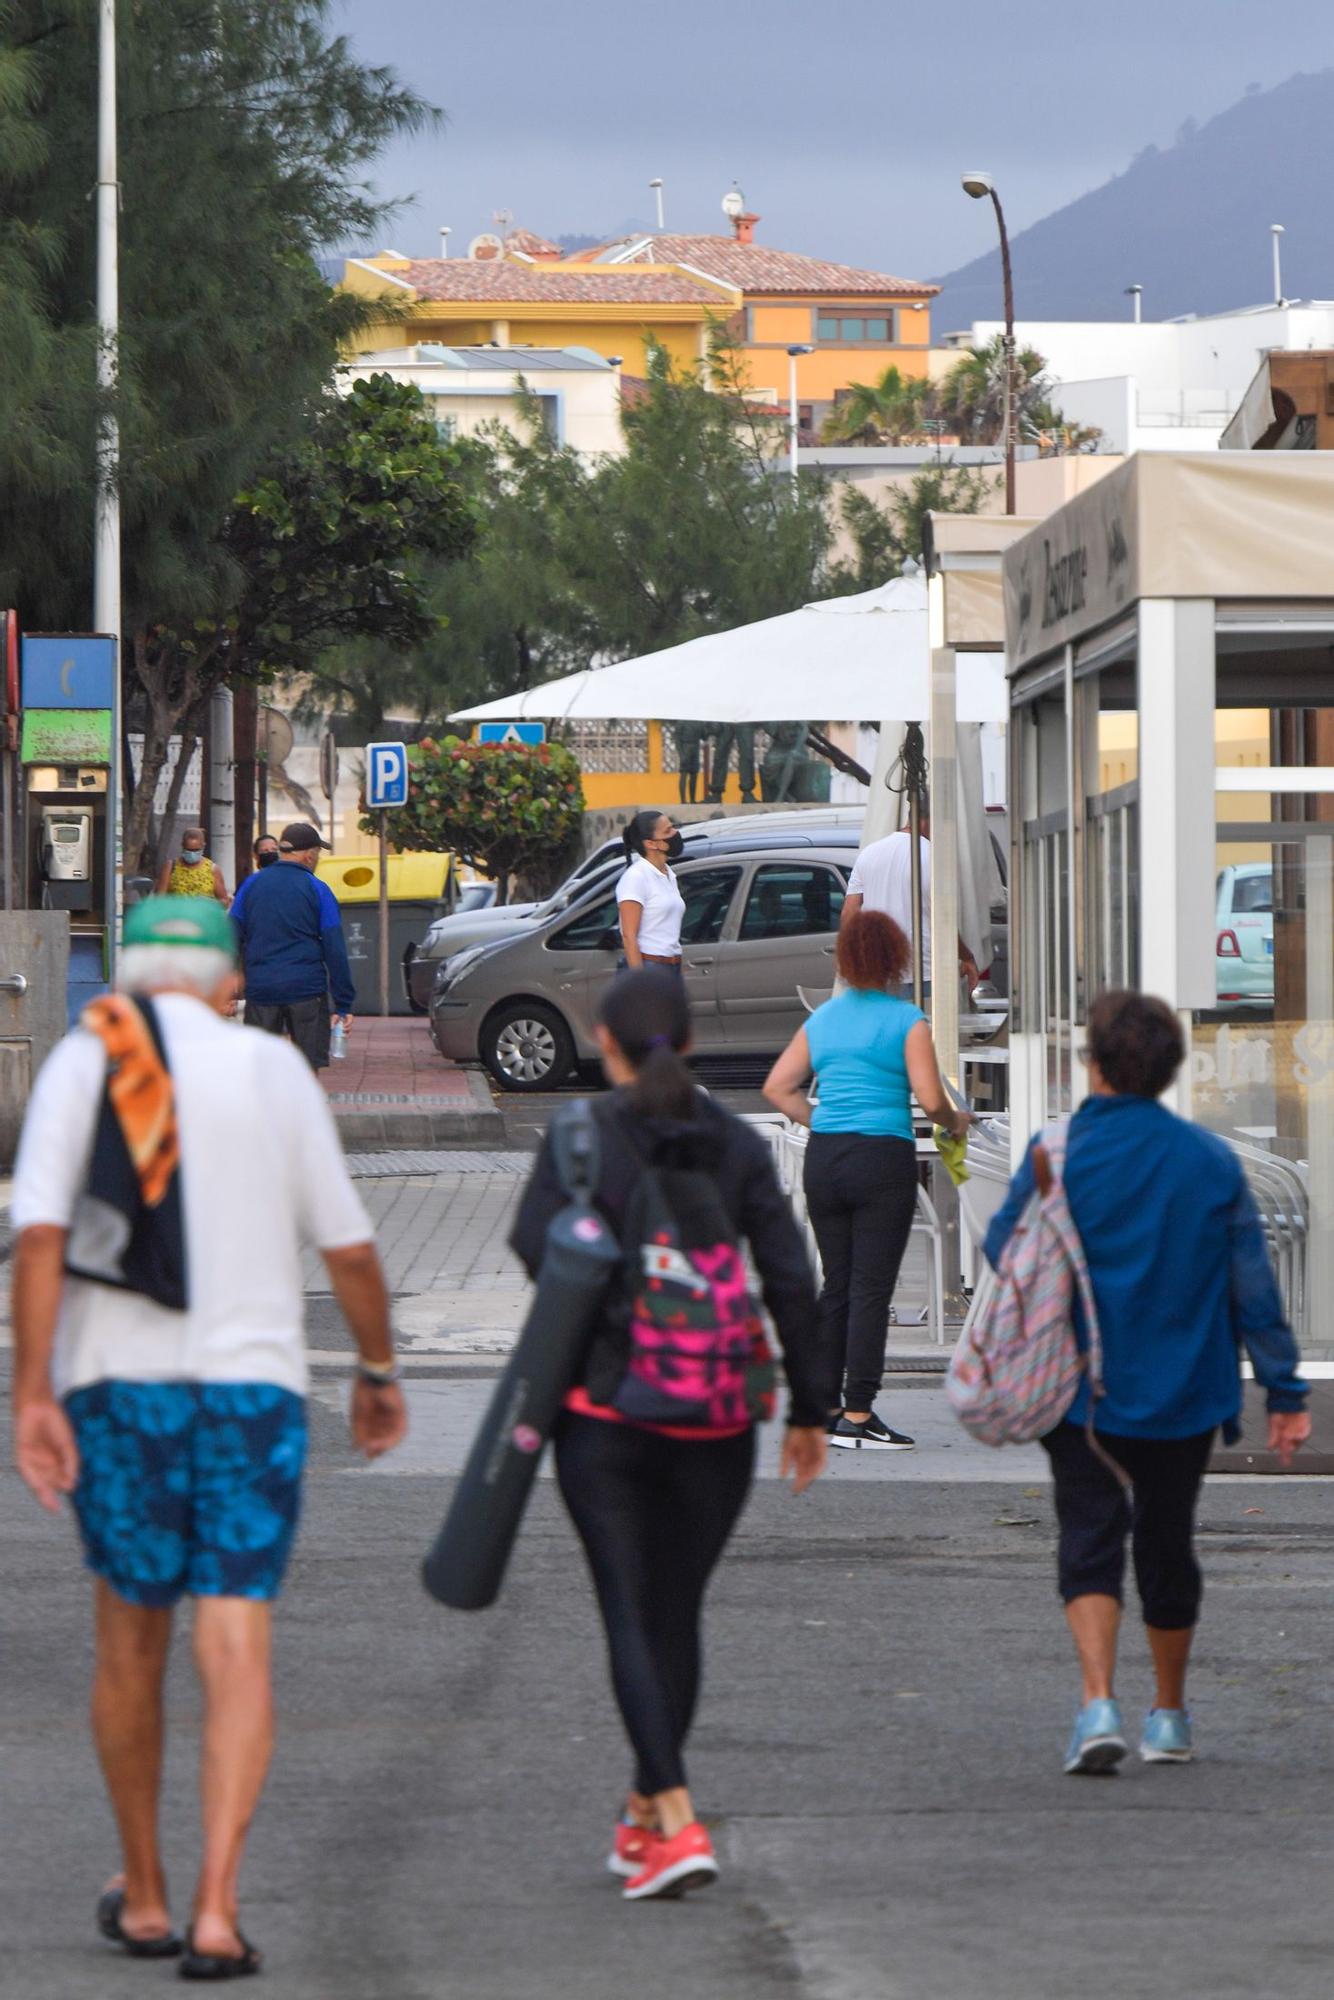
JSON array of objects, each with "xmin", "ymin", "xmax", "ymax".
[
  {"xmin": 1063, "ymin": 1698, "xmax": 1128, "ymax": 1775},
  {"xmin": 1140, "ymin": 1707, "xmax": 1193, "ymax": 1763}
]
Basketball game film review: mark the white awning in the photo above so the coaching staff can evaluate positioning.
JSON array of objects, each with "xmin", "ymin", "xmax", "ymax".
[{"xmin": 448, "ymin": 575, "xmax": 1008, "ymax": 725}]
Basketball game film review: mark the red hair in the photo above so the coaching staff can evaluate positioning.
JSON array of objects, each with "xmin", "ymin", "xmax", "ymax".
[{"xmin": 836, "ymin": 908, "xmax": 911, "ymax": 990}]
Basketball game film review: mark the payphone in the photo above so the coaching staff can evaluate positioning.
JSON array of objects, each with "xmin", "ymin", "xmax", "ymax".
[{"xmin": 26, "ymin": 766, "xmax": 107, "ymax": 918}]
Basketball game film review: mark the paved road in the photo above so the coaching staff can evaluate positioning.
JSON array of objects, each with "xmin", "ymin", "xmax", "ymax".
[{"xmin": 6, "ymin": 1366, "xmax": 1334, "ymax": 2000}]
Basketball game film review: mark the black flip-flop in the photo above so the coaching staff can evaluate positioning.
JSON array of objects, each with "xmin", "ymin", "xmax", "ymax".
[
  {"xmin": 96, "ymin": 1887, "xmax": 183, "ymax": 1959},
  {"xmin": 178, "ymin": 1929, "xmax": 262, "ymax": 1981}
]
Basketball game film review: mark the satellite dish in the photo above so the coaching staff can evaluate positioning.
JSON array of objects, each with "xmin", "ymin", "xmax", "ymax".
[
  {"xmin": 468, "ymin": 232, "xmax": 505, "ymax": 261},
  {"xmin": 721, "ymin": 184, "xmax": 745, "ymax": 221}
]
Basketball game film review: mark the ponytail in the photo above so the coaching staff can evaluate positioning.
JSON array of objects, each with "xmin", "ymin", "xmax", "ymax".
[
  {"xmin": 622, "ymin": 808, "xmax": 660, "ymax": 862},
  {"xmin": 599, "ymin": 968, "xmax": 696, "ymax": 1122}
]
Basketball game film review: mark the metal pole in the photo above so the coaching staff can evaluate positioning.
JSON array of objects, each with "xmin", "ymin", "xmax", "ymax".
[
  {"xmin": 789, "ymin": 350, "xmax": 798, "ymax": 486},
  {"xmin": 991, "ymin": 187, "xmax": 1017, "ymax": 514},
  {"xmin": 650, "ymin": 178, "xmax": 664, "ymax": 231},
  {"xmin": 377, "ymin": 816, "xmax": 389, "ymax": 1018},
  {"xmin": 1271, "ymin": 223, "xmax": 1285, "ymax": 307},
  {"xmin": 903, "ymin": 721, "xmax": 927, "ymax": 1011},
  {"xmin": 93, "ymin": 0, "xmax": 122, "ymax": 966}
]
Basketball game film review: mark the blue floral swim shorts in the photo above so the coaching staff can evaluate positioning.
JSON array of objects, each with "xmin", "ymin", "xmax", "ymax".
[{"xmin": 64, "ymin": 1380, "xmax": 308, "ymax": 1608}]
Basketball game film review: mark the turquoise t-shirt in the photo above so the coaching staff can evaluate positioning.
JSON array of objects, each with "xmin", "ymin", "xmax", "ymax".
[{"xmin": 805, "ymin": 988, "xmax": 924, "ymax": 1139}]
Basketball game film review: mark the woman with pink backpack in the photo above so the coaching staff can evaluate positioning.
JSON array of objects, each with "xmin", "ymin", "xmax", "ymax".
[
  {"xmin": 983, "ymin": 991, "xmax": 1310, "ymax": 1775},
  {"xmin": 509, "ymin": 969, "xmax": 829, "ymax": 1900}
]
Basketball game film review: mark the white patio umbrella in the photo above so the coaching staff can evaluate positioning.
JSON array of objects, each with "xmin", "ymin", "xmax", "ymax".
[{"xmin": 449, "ymin": 575, "xmax": 1006, "ymax": 727}]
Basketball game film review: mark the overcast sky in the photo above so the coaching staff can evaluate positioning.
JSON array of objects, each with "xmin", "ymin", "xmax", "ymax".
[{"xmin": 335, "ymin": 0, "xmax": 1334, "ymax": 283}]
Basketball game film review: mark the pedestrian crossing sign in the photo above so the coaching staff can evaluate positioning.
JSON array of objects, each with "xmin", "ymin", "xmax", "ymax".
[{"xmin": 477, "ymin": 722, "xmax": 546, "ymax": 746}]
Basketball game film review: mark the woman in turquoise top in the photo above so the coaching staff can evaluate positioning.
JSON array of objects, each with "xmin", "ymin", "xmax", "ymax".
[{"xmin": 764, "ymin": 910, "xmax": 968, "ymax": 1450}]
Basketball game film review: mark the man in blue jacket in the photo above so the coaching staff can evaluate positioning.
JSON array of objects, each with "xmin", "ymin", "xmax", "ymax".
[{"xmin": 234, "ymin": 822, "xmax": 355, "ymax": 1069}]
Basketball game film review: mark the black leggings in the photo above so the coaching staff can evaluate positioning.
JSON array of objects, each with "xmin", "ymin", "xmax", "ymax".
[
  {"xmin": 804, "ymin": 1132, "xmax": 918, "ymax": 1410},
  {"xmin": 1041, "ymin": 1422, "xmax": 1215, "ymax": 1630},
  {"xmin": 554, "ymin": 1411, "xmax": 755, "ymax": 1795}
]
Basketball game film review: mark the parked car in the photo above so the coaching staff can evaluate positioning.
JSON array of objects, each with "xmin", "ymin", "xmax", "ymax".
[
  {"xmin": 430, "ymin": 827, "xmax": 860, "ymax": 1091},
  {"xmin": 404, "ymin": 805, "xmax": 865, "ymax": 1012},
  {"xmin": 1215, "ymin": 861, "xmax": 1273, "ymax": 1009}
]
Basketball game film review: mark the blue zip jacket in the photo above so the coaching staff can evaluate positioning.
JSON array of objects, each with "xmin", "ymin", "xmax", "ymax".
[
  {"xmin": 232, "ymin": 861, "xmax": 356, "ymax": 1012},
  {"xmin": 984, "ymin": 1094, "xmax": 1307, "ymax": 1441}
]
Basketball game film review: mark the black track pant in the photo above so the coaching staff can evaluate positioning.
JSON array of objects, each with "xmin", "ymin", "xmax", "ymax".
[
  {"xmin": 1041, "ymin": 1422, "xmax": 1216, "ymax": 1630},
  {"xmin": 804, "ymin": 1132, "xmax": 918, "ymax": 1410},
  {"xmin": 244, "ymin": 993, "xmax": 331, "ymax": 1071},
  {"xmin": 554, "ymin": 1411, "xmax": 755, "ymax": 1795}
]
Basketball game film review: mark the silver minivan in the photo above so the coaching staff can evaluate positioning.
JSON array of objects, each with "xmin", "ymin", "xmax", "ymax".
[{"xmin": 430, "ymin": 827, "xmax": 859, "ymax": 1090}]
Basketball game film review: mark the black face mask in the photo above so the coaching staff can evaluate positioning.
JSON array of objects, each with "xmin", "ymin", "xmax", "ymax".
[
  {"xmin": 665, "ymin": 832, "xmax": 685, "ymax": 863},
  {"xmin": 256, "ymin": 850, "xmax": 278, "ymax": 868}
]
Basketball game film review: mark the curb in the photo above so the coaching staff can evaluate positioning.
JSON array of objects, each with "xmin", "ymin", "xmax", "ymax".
[{"xmin": 328, "ymin": 1070, "xmax": 504, "ymax": 1149}]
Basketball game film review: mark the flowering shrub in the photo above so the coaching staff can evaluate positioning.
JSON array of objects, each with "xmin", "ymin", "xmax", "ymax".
[{"xmin": 360, "ymin": 734, "xmax": 584, "ymax": 902}]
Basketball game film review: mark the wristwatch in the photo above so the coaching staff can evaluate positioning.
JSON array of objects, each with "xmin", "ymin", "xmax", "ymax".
[{"xmin": 357, "ymin": 1358, "xmax": 402, "ymax": 1388}]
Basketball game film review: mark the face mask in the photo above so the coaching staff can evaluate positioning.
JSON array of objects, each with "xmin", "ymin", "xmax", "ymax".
[
  {"xmin": 182, "ymin": 849, "xmax": 204, "ymax": 865},
  {"xmin": 665, "ymin": 832, "xmax": 685, "ymax": 863},
  {"xmin": 256, "ymin": 850, "xmax": 278, "ymax": 868}
]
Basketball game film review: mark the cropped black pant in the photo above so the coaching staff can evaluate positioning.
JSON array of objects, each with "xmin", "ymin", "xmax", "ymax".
[
  {"xmin": 1041, "ymin": 1422, "xmax": 1215, "ymax": 1630},
  {"xmin": 554, "ymin": 1410, "xmax": 754, "ymax": 1795}
]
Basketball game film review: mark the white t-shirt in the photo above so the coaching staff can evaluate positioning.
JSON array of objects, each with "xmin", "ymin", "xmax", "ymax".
[
  {"xmin": 11, "ymin": 992, "xmax": 373, "ymax": 1397},
  {"xmin": 847, "ymin": 831, "xmax": 933, "ymax": 980},
  {"xmin": 616, "ymin": 856, "xmax": 686, "ymax": 958}
]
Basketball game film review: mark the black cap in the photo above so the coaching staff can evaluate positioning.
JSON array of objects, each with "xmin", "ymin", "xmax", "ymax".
[{"xmin": 279, "ymin": 822, "xmax": 329, "ymax": 852}]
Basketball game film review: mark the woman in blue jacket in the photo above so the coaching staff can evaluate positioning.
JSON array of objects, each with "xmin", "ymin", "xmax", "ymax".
[{"xmin": 985, "ymin": 990, "xmax": 1310, "ymax": 1775}]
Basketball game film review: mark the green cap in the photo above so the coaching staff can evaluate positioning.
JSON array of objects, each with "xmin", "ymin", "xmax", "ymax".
[{"xmin": 123, "ymin": 895, "xmax": 237, "ymax": 960}]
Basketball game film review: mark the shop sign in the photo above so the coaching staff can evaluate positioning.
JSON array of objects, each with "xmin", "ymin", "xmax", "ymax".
[{"xmin": 1005, "ymin": 460, "xmax": 1137, "ymax": 670}]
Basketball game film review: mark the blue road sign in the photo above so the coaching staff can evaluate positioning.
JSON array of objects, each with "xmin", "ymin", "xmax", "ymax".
[
  {"xmin": 477, "ymin": 721, "xmax": 546, "ymax": 746},
  {"xmin": 365, "ymin": 740, "xmax": 409, "ymax": 809},
  {"xmin": 22, "ymin": 635, "xmax": 117, "ymax": 711}
]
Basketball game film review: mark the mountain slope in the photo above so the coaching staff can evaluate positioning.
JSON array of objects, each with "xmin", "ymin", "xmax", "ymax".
[{"xmin": 938, "ymin": 71, "xmax": 1334, "ymax": 325}]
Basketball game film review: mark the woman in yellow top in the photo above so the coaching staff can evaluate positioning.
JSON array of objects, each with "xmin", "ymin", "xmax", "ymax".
[{"xmin": 154, "ymin": 827, "xmax": 230, "ymax": 906}]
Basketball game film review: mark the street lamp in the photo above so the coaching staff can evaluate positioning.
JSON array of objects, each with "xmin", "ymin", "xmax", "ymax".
[
  {"xmin": 1125, "ymin": 283, "xmax": 1143, "ymax": 323},
  {"xmin": 649, "ymin": 178, "xmax": 664, "ymax": 231},
  {"xmin": 786, "ymin": 344, "xmax": 812, "ymax": 486},
  {"xmin": 1271, "ymin": 222, "xmax": 1285, "ymax": 306},
  {"xmin": 961, "ymin": 170, "xmax": 1016, "ymax": 513}
]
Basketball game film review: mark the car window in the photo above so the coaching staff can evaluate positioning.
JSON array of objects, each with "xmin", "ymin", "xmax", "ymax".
[
  {"xmin": 738, "ymin": 863, "xmax": 845, "ymax": 942},
  {"xmin": 1232, "ymin": 872, "xmax": 1272, "ymax": 914},
  {"xmin": 679, "ymin": 866, "xmax": 742, "ymax": 946},
  {"xmin": 548, "ymin": 889, "xmax": 619, "ymax": 952}
]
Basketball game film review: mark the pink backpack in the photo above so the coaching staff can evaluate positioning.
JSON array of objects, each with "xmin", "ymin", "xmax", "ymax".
[{"xmin": 946, "ymin": 1121, "xmax": 1106, "ymax": 1446}]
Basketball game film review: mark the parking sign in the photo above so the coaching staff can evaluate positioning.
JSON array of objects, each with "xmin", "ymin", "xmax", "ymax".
[{"xmin": 365, "ymin": 741, "xmax": 409, "ymax": 809}]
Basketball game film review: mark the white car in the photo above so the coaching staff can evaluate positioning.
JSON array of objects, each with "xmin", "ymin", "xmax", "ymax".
[{"xmin": 1215, "ymin": 862, "xmax": 1273, "ymax": 1010}]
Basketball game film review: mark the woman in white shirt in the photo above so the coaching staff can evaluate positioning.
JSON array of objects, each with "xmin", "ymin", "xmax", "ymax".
[{"xmin": 617, "ymin": 810, "xmax": 686, "ymax": 970}]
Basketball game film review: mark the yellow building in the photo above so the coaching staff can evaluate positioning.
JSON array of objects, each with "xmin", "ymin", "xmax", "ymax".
[
  {"xmin": 340, "ymin": 253, "xmax": 737, "ymax": 380},
  {"xmin": 574, "ymin": 209, "xmax": 938, "ymax": 433}
]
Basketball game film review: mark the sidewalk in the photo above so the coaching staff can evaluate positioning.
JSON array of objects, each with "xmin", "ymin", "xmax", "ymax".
[{"xmin": 320, "ymin": 1015, "xmax": 502, "ymax": 1147}]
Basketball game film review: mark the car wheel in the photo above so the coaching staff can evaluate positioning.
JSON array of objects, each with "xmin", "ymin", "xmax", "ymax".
[{"xmin": 480, "ymin": 1001, "xmax": 575, "ymax": 1092}]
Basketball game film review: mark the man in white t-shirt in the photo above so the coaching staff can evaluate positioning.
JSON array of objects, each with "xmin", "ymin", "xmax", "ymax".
[
  {"xmin": 841, "ymin": 800, "xmax": 979, "ymax": 995},
  {"xmin": 10, "ymin": 897, "xmax": 406, "ymax": 1976}
]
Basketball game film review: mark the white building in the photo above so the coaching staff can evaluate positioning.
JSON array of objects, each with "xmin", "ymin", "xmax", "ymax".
[
  {"xmin": 335, "ymin": 343, "xmax": 625, "ymax": 458},
  {"xmin": 955, "ymin": 302, "xmax": 1334, "ymax": 453}
]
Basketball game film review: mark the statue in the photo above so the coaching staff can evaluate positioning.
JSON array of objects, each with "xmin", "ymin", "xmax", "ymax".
[
  {"xmin": 672, "ymin": 721, "xmax": 708, "ymax": 804},
  {"xmin": 760, "ymin": 721, "xmax": 810, "ymax": 803},
  {"xmin": 705, "ymin": 723, "xmax": 758, "ymax": 805}
]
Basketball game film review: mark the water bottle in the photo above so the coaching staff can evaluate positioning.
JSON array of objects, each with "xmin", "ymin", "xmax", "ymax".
[{"xmin": 330, "ymin": 1019, "xmax": 347, "ymax": 1061}]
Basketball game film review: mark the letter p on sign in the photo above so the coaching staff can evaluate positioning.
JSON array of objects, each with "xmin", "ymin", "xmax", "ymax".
[{"xmin": 365, "ymin": 741, "xmax": 409, "ymax": 810}]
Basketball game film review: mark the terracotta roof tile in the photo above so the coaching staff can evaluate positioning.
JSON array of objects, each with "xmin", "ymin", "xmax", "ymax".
[
  {"xmin": 397, "ymin": 260, "xmax": 732, "ymax": 306},
  {"xmin": 506, "ymin": 227, "xmax": 563, "ymax": 258},
  {"xmin": 590, "ymin": 234, "xmax": 937, "ymax": 297}
]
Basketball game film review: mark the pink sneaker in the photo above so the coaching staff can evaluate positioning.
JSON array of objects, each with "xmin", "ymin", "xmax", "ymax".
[
  {"xmin": 622, "ymin": 1821, "xmax": 719, "ymax": 1901},
  {"xmin": 607, "ymin": 1820, "xmax": 655, "ymax": 1879}
]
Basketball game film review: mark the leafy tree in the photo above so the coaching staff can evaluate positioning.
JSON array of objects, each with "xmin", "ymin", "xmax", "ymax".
[
  {"xmin": 364, "ymin": 737, "xmax": 585, "ymax": 903},
  {"xmin": 0, "ymin": 2, "xmax": 433, "ymax": 867},
  {"xmin": 820, "ymin": 365, "xmax": 932, "ymax": 444},
  {"xmin": 832, "ymin": 463, "xmax": 995, "ymax": 590}
]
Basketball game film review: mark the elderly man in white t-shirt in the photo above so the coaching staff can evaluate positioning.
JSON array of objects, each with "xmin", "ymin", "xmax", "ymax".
[
  {"xmin": 10, "ymin": 896, "xmax": 406, "ymax": 1977},
  {"xmin": 841, "ymin": 799, "xmax": 979, "ymax": 996}
]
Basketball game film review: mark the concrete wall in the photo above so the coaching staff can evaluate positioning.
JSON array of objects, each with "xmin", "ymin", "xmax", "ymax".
[{"xmin": 0, "ymin": 912, "xmax": 70, "ymax": 1167}]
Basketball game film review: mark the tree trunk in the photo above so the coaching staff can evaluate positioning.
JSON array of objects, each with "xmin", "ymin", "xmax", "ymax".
[
  {"xmin": 126, "ymin": 711, "xmax": 171, "ymax": 877},
  {"xmin": 232, "ymin": 677, "xmax": 257, "ymax": 882},
  {"xmin": 153, "ymin": 698, "xmax": 206, "ymax": 874}
]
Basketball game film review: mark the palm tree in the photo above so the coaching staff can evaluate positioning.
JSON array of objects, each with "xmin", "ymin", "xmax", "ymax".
[
  {"xmin": 933, "ymin": 335, "xmax": 1054, "ymax": 445},
  {"xmin": 820, "ymin": 365, "xmax": 932, "ymax": 444}
]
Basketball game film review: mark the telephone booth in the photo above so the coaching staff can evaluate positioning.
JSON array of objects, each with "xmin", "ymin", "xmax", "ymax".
[{"xmin": 1003, "ymin": 453, "xmax": 1334, "ymax": 1344}]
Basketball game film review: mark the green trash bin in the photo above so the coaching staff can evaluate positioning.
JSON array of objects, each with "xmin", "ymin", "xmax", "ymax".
[{"xmin": 315, "ymin": 853, "xmax": 453, "ymax": 1016}]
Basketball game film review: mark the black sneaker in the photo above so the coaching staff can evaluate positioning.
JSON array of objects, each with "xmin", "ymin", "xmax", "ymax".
[{"xmin": 828, "ymin": 1413, "xmax": 916, "ymax": 1451}]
